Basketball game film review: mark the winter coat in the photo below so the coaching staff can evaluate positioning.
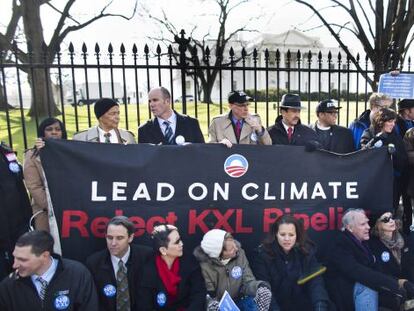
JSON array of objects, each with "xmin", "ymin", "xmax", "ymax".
[{"xmin": 267, "ymin": 117, "xmax": 318, "ymax": 146}]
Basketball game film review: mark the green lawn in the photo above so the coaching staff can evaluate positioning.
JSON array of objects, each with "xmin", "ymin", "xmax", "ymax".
[{"xmin": 1, "ymin": 100, "xmax": 369, "ymax": 161}]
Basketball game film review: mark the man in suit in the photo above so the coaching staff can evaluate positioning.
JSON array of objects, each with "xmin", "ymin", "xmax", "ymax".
[
  {"xmin": 138, "ymin": 87, "xmax": 205, "ymax": 144},
  {"xmin": 86, "ymin": 216, "xmax": 152, "ymax": 311},
  {"xmin": 267, "ymin": 93, "xmax": 318, "ymax": 146},
  {"xmin": 73, "ymin": 98, "xmax": 135, "ymax": 144},
  {"xmin": 208, "ymin": 90, "xmax": 271, "ymax": 147},
  {"xmin": 310, "ymin": 99, "xmax": 355, "ymax": 153}
]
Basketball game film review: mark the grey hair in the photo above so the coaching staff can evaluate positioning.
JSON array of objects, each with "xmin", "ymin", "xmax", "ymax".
[{"xmin": 341, "ymin": 208, "xmax": 366, "ymax": 231}]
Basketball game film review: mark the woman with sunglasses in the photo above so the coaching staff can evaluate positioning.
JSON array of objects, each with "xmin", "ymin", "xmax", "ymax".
[
  {"xmin": 137, "ymin": 224, "xmax": 206, "ymax": 310},
  {"xmin": 368, "ymin": 212, "xmax": 414, "ymax": 310}
]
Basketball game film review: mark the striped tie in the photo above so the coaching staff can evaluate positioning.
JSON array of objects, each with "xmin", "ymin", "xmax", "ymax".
[
  {"xmin": 163, "ymin": 121, "xmax": 174, "ymax": 145},
  {"xmin": 37, "ymin": 277, "xmax": 48, "ymax": 301},
  {"xmin": 116, "ymin": 260, "xmax": 130, "ymax": 311}
]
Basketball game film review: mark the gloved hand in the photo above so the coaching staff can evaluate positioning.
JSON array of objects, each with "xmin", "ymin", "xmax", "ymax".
[
  {"xmin": 254, "ymin": 286, "xmax": 272, "ymax": 311},
  {"xmin": 313, "ymin": 301, "xmax": 329, "ymax": 311},
  {"xmin": 206, "ymin": 299, "xmax": 219, "ymax": 311},
  {"xmin": 404, "ymin": 281, "xmax": 414, "ymax": 299}
]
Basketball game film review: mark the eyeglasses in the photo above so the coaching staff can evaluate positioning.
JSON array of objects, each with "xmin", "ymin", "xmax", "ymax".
[{"xmin": 380, "ymin": 215, "xmax": 395, "ymax": 223}]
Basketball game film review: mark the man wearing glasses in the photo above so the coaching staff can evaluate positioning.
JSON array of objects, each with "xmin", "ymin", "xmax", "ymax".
[{"xmin": 310, "ymin": 99, "xmax": 355, "ymax": 153}]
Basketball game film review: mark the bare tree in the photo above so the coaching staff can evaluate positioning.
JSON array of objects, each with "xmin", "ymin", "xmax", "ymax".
[
  {"xmin": 0, "ymin": 0, "xmax": 137, "ymax": 116},
  {"xmin": 295, "ymin": 0, "xmax": 414, "ymax": 91},
  {"xmin": 144, "ymin": 0, "xmax": 258, "ymax": 103}
]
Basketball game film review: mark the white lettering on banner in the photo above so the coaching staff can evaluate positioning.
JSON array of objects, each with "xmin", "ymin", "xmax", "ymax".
[{"xmin": 90, "ymin": 181, "xmax": 359, "ymax": 202}]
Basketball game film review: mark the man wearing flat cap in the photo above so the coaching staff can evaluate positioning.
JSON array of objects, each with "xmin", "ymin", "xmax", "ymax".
[
  {"xmin": 396, "ymin": 99, "xmax": 414, "ymax": 138},
  {"xmin": 310, "ymin": 99, "xmax": 354, "ymax": 153},
  {"xmin": 208, "ymin": 90, "xmax": 271, "ymax": 147},
  {"xmin": 267, "ymin": 93, "xmax": 317, "ymax": 146},
  {"xmin": 73, "ymin": 98, "xmax": 135, "ymax": 143}
]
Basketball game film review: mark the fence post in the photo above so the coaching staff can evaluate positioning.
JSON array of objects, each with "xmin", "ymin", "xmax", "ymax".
[{"xmin": 174, "ymin": 29, "xmax": 190, "ymax": 114}]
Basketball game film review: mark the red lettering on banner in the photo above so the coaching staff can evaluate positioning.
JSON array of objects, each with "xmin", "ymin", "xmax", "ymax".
[
  {"xmin": 62, "ymin": 211, "xmax": 89, "ymax": 237},
  {"xmin": 293, "ymin": 213, "xmax": 310, "ymax": 229},
  {"xmin": 263, "ymin": 208, "xmax": 283, "ymax": 232},
  {"xmin": 310, "ymin": 212, "xmax": 328, "ymax": 231},
  {"xmin": 235, "ymin": 209, "xmax": 253, "ymax": 233},
  {"xmin": 91, "ymin": 217, "xmax": 109, "ymax": 238},
  {"xmin": 212, "ymin": 209, "xmax": 234, "ymax": 232},
  {"xmin": 188, "ymin": 209, "xmax": 210, "ymax": 233}
]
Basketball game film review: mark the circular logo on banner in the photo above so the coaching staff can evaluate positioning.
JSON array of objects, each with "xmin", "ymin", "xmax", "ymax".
[
  {"xmin": 8, "ymin": 162, "xmax": 20, "ymax": 173},
  {"xmin": 231, "ymin": 266, "xmax": 243, "ymax": 279},
  {"xmin": 381, "ymin": 251, "xmax": 390, "ymax": 262},
  {"xmin": 54, "ymin": 295, "xmax": 70, "ymax": 310},
  {"xmin": 224, "ymin": 154, "xmax": 249, "ymax": 178},
  {"xmin": 103, "ymin": 284, "xmax": 116, "ymax": 297},
  {"xmin": 156, "ymin": 292, "xmax": 167, "ymax": 307}
]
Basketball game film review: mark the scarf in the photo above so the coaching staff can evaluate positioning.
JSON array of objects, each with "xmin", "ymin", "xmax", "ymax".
[
  {"xmin": 155, "ymin": 255, "xmax": 181, "ymax": 305},
  {"xmin": 380, "ymin": 231, "xmax": 404, "ymax": 264}
]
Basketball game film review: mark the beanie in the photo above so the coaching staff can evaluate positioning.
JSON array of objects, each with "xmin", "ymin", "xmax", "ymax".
[
  {"xmin": 200, "ymin": 229, "xmax": 227, "ymax": 258},
  {"xmin": 94, "ymin": 98, "xmax": 119, "ymax": 119}
]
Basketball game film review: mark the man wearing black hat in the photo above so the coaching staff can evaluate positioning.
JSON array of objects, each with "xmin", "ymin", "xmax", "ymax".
[
  {"xmin": 209, "ymin": 90, "xmax": 271, "ymax": 147},
  {"xmin": 310, "ymin": 99, "xmax": 354, "ymax": 153},
  {"xmin": 73, "ymin": 98, "xmax": 136, "ymax": 143},
  {"xmin": 267, "ymin": 93, "xmax": 317, "ymax": 146},
  {"xmin": 396, "ymin": 99, "xmax": 414, "ymax": 138},
  {"xmin": 138, "ymin": 87, "xmax": 204, "ymax": 144}
]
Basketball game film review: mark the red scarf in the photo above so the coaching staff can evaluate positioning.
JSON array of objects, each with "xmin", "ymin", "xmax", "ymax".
[{"xmin": 155, "ymin": 255, "xmax": 181, "ymax": 306}]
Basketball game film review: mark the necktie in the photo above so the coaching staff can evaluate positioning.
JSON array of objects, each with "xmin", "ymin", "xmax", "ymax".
[
  {"xmin": 36, "ymin": 277, "xmax": 48, "ymax": 301},
  {"xmin": 235, "ymin": 120, "xmax": 242, "ymax": 141},
  {"xmin": 287, "ymin": 127, "xmax": 293, "ymax": 143},
  {"xmin": 163, "ymin": 121, "xmax": 174, "ymax": 145},
  {"xmin": 116, "ymin": 260, "xmax": 130, "ymax": 311},
  {"xmin": 104, "ymin": 132, "xmax": 111, "ymax": 143}
]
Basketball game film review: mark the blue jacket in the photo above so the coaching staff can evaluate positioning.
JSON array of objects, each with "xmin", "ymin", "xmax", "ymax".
[{"xmin": 349, "ymin": 110, "xmax": 371, "ymax": 150}]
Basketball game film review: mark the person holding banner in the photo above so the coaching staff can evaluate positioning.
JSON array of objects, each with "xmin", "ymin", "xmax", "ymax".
[
  {"xmin": 193, "ymin": 229, "xmax": 272, "ymax": 311},
  {"xmin": 73, "ymin": 98, "xmax": 136, "ymax": 144},
  {"xmin": 368, "ymin": 211, "xmax": 414, "ymax": 310},
  {"xmin": 86, "ymin": 216, "xmax": 152, "ymax": 311},
  {"xmin": 137, "ymin": 224, "xmax": 206, "ymax": 310},
  {"xmin": 208, "ymin": 90, "xmax": 271, "ymax": 147},
  {"xmin": 251, "ymin": 215, "xmax": 330, "ymax": 311},
  {"xmin": 360, "ymin": 108, "xmax": 408, "ymax": 213}
]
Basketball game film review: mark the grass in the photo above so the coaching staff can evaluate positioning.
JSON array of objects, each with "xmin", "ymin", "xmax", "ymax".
[{"xmin": 0, "ymin": 100, "xmax": 369, "ymax": 162}]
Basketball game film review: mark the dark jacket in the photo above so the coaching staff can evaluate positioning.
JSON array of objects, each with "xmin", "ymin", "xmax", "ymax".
[
  {"xmin": 138, "ymin": 111, "xmax": 205, "ymax": 144},
  {"xmin": 325, "ymin": 230, "xmax": 403, "ymax": 311},
  {"xmin": 310, "ymin": 123, "xmax": 355, "ymax": 153},
  {"xmin": 86, "ymin": 244, "xmax": 153, "ymax": 311},
  {"xmin": 349, "ymin": 109, "xmax": 371, "ymax": 150},
  {"xmin": 395, "ymin": 116, "xmax": 414, "ymax": 138},
  {"xmin": 0, "ymin": 255, "xmax": 99, "ymax": 311},
  {"xmin": 267, "ymin": 117, "xmax": 318, "ymax": 146},
  {"xmin": 136, "ymin": 253, "xmax": 206, "ymax": 311},
  {"xmin": 251, "ymin": 243, "xmax": 329, "ymax": 311}
]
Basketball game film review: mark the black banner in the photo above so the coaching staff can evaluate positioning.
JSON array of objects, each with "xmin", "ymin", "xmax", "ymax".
[{"xmin": 41, "ymin": 140, "xmax": 393, "ymax": 262}]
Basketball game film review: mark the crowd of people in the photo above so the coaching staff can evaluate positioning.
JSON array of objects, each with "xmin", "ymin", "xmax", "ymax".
[{"xmin": 1, "ymin": 85, "xmax": 414, "ymax": 310}]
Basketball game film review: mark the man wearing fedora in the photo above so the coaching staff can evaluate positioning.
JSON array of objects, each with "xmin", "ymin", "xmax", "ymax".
[
  {"xmin": 73, "ymin": 98, "xmax": 136, "ymax": 144},
  {"xmin": 396, "ymin": 99, "xmax": 414, "ymax": 138},
  {"xmin": 209, "ymin": 90, "xmax": 271, "ymax": 147},
  {"xmin": 310, "ymin": 99, "xmax": 354, "ymax": 153},
  {"xmin": 267, "ymin": 93, "xmax": 317, "ymax": 146}
]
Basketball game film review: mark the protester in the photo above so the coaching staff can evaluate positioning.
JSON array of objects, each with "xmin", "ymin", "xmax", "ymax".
[
  {"xmin": 208, "ymin": 90, "xmax": 271, "ymax": 147},
  {"xmin": 349, "ymin": 92, "xmax": 393, "ymax": 149},
  {"xmin": 86, "ymin": 216, "xmax": 152, "ymax": 311},
  {"xmin": 137, "ymin": 224, "xmax": 206, "ymax": 310},
  {"xmin": 193, "ymin": 229, "xmax": 272, "ymax": 311},
  {"xmin": 310, "ymin": 99, "xmax": 354, "ymax": 153},
  {"xmin": 267, "ymin": 93, "xmax": 318, "ymax": 146},
  {"xmin": 360, "ymin": 108, "xmax": 408, "ymax": 213},
  {"xmin": 396, "ymin": 99, "xmax": 414, "ymax": 137},
  {"xmin": 325, "ymin": 208, "xmax": 410, "ymax": 311},
  {"xmin": 368, "ymin": 211, "xmax": 414, "ymax": 310},
  {"xmin": 24, "ymin": 118, "xmax": 67, "ymax": 233},
  {"xmin": 138, "ymin": 87, "xmax": 204, "ymax": 144},
  {"xmin": 404, "ymin": 127, "xmax": 414, "ymax": 232},
  {"xmin": 251, "ymin": 215, "xmax": 330, "ymax": 311},
  {"xmin": 0, "ymin": 141, "xmax": 31, "ymax": 279},
  {"xmin": 0, "ymin": 230, "xmax": 98, "ymax": 310},
  {"xmin": 73, "ymin": 98, "xmax": 135, "ymax": 143}
]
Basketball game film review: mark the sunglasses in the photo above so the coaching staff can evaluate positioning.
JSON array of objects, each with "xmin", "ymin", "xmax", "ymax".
[{"xmin": 380, "ymin": 215, "xmax": 395, "ymax": 223}]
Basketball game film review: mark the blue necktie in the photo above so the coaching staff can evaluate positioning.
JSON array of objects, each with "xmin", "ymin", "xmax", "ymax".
[{"xmin": 163, "ymin": 121, "xmax": 174, "ymax": 145}]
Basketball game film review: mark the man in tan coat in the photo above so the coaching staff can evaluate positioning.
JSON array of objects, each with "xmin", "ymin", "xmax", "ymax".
[
  {"xmin": 208, "ymin": 91, "xmax": 271, "ymax": 147},
  {"xmin": 73, "ymin": 98, "xmax": 135, "ymax": 144}
]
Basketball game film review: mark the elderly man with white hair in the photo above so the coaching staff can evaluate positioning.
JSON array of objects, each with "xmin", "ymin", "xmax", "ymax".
[{"xmin": 325, "ymin": 208, "xmax": 411, "ymax": 311}]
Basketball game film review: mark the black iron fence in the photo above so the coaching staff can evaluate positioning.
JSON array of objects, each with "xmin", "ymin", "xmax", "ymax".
[{"xmin": 1, "ymin": 30, "xmax": 412, "ymax": 153}]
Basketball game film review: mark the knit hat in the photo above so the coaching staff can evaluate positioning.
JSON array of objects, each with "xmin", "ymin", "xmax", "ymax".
[
  {"xmin": 94, "ymin": 98, "xmax": 119, "ymax": 119},
  {"xmin": 200, "ymin": 229, "xmax": 227, "ymax": 258}
]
